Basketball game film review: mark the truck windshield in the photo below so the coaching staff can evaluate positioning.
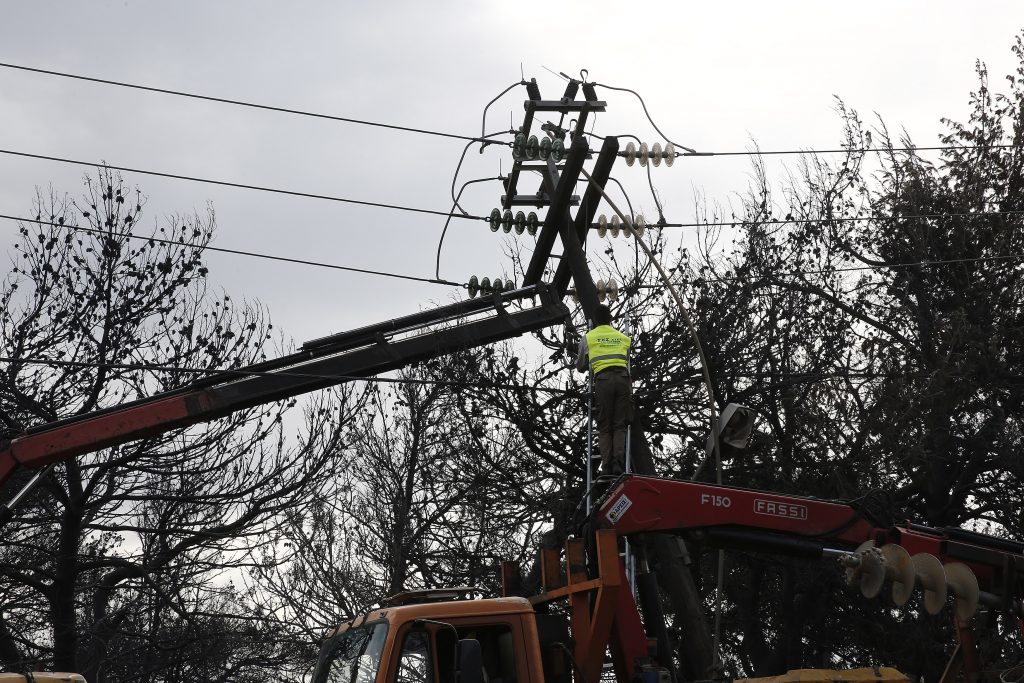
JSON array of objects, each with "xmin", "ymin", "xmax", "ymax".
[{"xmin": 313, "ymin": 622, "xmax": 389, "ymax": 683}]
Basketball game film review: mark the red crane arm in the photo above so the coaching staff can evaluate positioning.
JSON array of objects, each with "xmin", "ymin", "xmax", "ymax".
[
  {"xmin": 595, "ymin": 475, "xmax": 1024, "ymax": 597},
  {"xmin": 0, "ymin": 287, "xmax": 568, "ymax": 492},
  {"xmin": 596, "ymin": 475, "xmax": 881, "ymax": 544}
]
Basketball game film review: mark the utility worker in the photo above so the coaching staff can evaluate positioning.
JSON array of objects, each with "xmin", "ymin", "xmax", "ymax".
[{"xmin": 575, "ymin": 304, "xmax": 632, "ymax": 476}]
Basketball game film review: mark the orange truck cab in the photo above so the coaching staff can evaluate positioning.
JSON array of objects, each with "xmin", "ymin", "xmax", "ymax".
[{"xmin": 312, "ymin": 592, "xmax": 570, "ymax": 683}]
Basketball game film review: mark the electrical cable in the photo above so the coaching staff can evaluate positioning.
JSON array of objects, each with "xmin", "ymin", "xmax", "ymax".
[
  {"xmin": 1, "ymin": 213, "xmax": 465, "ymax": 287},
  {"xmin": 438, "ymin": 135, "xmax": 509, "ymax": 281},
  {"xmin": 633, "ymin": 370, "xmax": 1024, "ymax": 398},
  {"xmin": 0, "ymin": 148, "xmax": 488, "ymax": 221},
  {"xmin": 605, "ymin": 177, "xmax": 635, "ymax": 219},
  {"xmin": 579, "ymin": 128, "xmax": 1019, "ymax": 158},
  {"xmin": 804, "ymin": 490, "xmax": 893, "ymax": 539},
  {"xmin": 575, "ymin": 79, "xmax": 1018, "ymax": 157},
  {"xmin": 645, "ymin": 163, "xmax": 665, "ymax": 224},
  {"xmin": 551, "ymin": 642, "xmax": 588, "ymax": 683},
  {"xmin": 480, "ymin": 81, "xmax": 526, "ymax": 146},
  {"xmin": 591, "ymin": 81, "xmax": 698, "ymax": 154},
  {"xmin": 434, "ymin": 80, "xmax": 532, "ymax": 279},
  {"xmin": 451, "ymin": 132, "xmax": 512, "ymax": 214},
  {"xmin": 436, "ymin": 176, "xmax": 502, "ymax": 280},
  {"xmin": 14, "ymin": 60, "xmax": 1007, "ymax": 158},
  {"xmin": 630, "ymin": 252, "xmax": 1024, "ymax": 288},
  {"xmin": 0, "ymin": 356, "xmax": 578, "ymax": 396},
  {"xmin": 0, "ymin": 61, "xmax": 504, "ymax": 145},
  {"xmin": 656, "ymin": 209, "xmax": 1024, "ymax": 229},
  {"xmin": 684, "ymin": 143, "xmax": 1024, "ymax": 157}
]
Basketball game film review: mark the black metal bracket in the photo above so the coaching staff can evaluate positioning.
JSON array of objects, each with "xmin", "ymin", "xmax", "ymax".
[
  {"xmin": 504, "ymin": 77, "xmax": 610, "ymax": 322},
  {"xmin": 500, "ymin": 193, "xmax": 580, "ymax": 208}
]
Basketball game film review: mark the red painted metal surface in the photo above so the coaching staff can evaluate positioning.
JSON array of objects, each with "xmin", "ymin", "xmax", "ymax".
[
  {"xmin": 596, "ymin": 475, "xmax": 1021, "ymax": 596},
  {"xmin": 0, "ymin": 391, "xmax": 211, "ymax": 480},
  {"xmin": 886, "ymin": 527, "xmax": 997, "ymax": 588},
  {"xmin": 0, "ymin": 457, "xmax": 16, "ymax": 487},
  {"xmin": 608, "ymin": 561, "xmax": 648, "ymax": 683},
  {"xmin": 596, "ymin": 475, "xmax": 880, "ymax": 545}
]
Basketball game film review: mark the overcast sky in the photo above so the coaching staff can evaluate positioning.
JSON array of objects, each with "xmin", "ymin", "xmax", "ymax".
[{"xmin": 1, "ymin": 1, "xmax": 1022, "ymax": 349}]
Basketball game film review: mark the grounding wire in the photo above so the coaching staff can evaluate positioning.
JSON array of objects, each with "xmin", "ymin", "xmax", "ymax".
[
  {"xmin": 0, "ymin": 148, "xmax": 489, "ymax": 221},
  {"xmin": 0, "ymin": 61, "xmax": 505, "ymax": 145},
  {"xmin": 0, "ymin": 356, "xmax": 577, "ymax": 396},
  {"xmin": 1, "ymin": 213, "xmax": 465, "ymax": 287}
]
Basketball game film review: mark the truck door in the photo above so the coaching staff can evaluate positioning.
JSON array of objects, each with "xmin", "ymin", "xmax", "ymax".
[{"xmin": 386, "ymin": 620, "xmax": 526, "ymax": 683}]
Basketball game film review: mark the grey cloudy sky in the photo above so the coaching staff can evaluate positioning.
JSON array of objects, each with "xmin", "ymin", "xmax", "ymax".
[{"xmin": 1, "ymin": 1, "xmax": 1021, "ymax": 348}]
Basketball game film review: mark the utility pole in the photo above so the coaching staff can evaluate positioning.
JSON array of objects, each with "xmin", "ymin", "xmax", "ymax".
[{"xmin": 492, "ymin": 76, "xmax": 717, "ymax": 681}]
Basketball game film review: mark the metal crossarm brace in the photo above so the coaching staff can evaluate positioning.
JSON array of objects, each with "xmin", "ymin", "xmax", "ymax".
[
  {"xmin": 501, "ymin": 81, "xmax": 544, "ymax": 211},
  {"xmin": 532, "ymin": 138, "xmax": 601, "ymax": 319},
  {"xmin": 528, "ymin": 100, "xmax": 607, "ymax": 113},
  {"xmin": 552, "ymin": 136, "xmax": 618, "ymax": 297},
  {"xmin": 522, "ymin": 134, "xmax": 591, "ymax": 288},
  {"xmin": 503, "ymin": 79, "xmax": 598, "ymax": 211}
]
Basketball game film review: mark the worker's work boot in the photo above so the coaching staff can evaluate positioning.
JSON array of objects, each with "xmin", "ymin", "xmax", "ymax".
[{"xmin": 591, "ymin": 473, "xmax": 617, "ymax": 499}]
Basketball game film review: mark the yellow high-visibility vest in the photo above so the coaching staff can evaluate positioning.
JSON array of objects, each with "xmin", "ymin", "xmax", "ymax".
[{"xmin": 585, "ymin": 325, "xmax": 631, "ymax": 375}]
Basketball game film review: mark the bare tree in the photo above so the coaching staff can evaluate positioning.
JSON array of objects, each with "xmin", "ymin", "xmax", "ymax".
[
  {"xmin": 0, "ymin": 170, "xmax": 355, "ymax": 682},
  {"xmin": 250, "ymin": 362, "xmax": 554, "ymax": 659}
]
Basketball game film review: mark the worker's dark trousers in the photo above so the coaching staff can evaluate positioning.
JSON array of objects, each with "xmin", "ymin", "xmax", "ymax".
[{"xmin": 594, "ymin": 367, "xmax": 632, "ymax": 475}]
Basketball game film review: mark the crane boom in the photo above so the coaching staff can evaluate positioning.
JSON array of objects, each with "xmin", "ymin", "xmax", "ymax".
[{"xmin": 0, "ymin": 285, "xmax": 568, "ymax": 493}]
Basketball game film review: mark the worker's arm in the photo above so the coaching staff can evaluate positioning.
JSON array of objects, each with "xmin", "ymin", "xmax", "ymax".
[{"xmin": 574, "ymin": 337, "xmax": 589, "ymax": 373}]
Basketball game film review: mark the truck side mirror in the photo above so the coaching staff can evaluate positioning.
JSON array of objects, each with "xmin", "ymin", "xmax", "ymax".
[{"xmin": 456, "ymin": 638, "xmax": 482, "ymax": 683}]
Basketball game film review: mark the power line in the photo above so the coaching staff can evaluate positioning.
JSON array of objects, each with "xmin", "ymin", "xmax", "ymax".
[
  {"xmin": 0, "ymin": 213, "xmax": 464, "ymax": 287},
  {"xmin": 571, "ymin": 81, "xmax": 1019, "ymax": 157},
  {"xmin": 590, "ymin": 80, "xmax": 697, "ymax": 154},
  {"xmin": 0, "ymin": 61, "xmax": 508, "ymax": 146},
  {"xmin": 0, "ymin": 356, "xmax": 577, "ymax": 396},
  {"xmin": 637, "ymin": 370, "xmax": 1024, "ymax": 395},
  {"xmin": 683, "ymin": 144, "xmax": 1022, "ymax": 157},
  {"xmin": 631, "ymin": 252, "xmax": 1024, "ymax": 288},
  {"xmin": 0, "ymin": 148, "xmax": 488, "ymax": 221},
  {"xmin": 577, "ymin": 127, "xmax": 1019, "ymax": 160},
  {"xmin": 436, "ymin": 176, "xmax": 502, "ymax": 280},
  {"xmin": 654, "ymin": 209, "xmax": 1024, "ymax": 229},
  {"xmin": 11, "ymin": 60, "xmax": 1014, "ymax": 161},
  {"xmin": 586, "ymin": 80, "xmax": 1020, "ymax": 157},
  {"xmin": 23, "ymin": 356, "xmax": 1005, "ymax": 406}
]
